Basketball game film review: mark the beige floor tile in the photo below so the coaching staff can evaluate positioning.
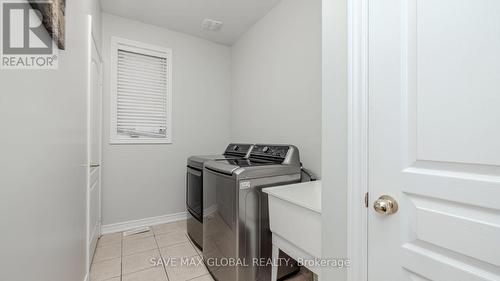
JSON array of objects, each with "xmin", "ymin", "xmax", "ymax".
[
  {"xmin": 122, "ymin": 248, "xmax": 161, "ymax": 275},
  {"xmin": 165, "ymin": 255, "xmax": 208, "ymax": 281},
  {"xmin": 90, "ymin": 258, "xmax": 121, "ymax": 281},
  {"xmin": 122, "ymin": 267, "xmax": 168, "ymax": 281},
  {"xmin": 123, "ymin": 236, "xmax": 157, "ymax": 256},
  {"xmin": 153, "ymin": 221, "xmax": 183, "ymax": 235},
  {"xmin": 190, "ymin": 274, "xmax": 215, "ymax": 281},
  {"xmin": 93, "ymin": 243, "xmax": 121, "ymax": 263},
  {"xmin": 123, "ymin": 230, "xmax": 154, "ymax": 241},
  {"xmin": 160, "ymin": 242, "xmax": 198, "ymax": 259},
  {"xmin": 97, "ymin": 232, "xmax": 122, "ymax": 247},
  {"xmin": 156, "ymin": 232, "xmax": 189, "ymax": 248},
  {"xmin": 176, "ymin": 219, "xmax": 187, "ymax": 229}
]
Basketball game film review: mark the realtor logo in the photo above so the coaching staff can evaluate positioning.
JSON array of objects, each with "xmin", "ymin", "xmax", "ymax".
[{"xmin": 1, "ymin": 1, "xmax": 58, "ymax": 69}]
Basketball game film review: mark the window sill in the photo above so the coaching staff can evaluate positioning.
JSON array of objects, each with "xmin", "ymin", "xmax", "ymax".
[{"xmin": 109, "ymin": 138, "xmax": 172, "ymax": 145}]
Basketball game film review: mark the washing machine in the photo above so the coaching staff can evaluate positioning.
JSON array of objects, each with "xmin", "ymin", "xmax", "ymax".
[
  {"xmin": 186, "ymin": 144, "xmax": 253, "ymax": 250},
  {"xmin": 203, "ymin": 144, "xmax": 302, "ymax": 281}
]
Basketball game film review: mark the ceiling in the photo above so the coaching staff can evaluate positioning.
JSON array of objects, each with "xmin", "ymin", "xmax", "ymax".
[{"xmin": 100, "ymin": 0, "xmax": 282, "ymax": 45}]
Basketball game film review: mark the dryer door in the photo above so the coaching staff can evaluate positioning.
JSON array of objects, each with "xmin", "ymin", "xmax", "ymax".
[{"xmin": 186, "ymin": 166, "xmax": 203, "ymax": 221}]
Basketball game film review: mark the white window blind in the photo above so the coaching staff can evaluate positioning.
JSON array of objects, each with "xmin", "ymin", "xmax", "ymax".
[{"xmin": 110, "ymin": 38, "xmax": 172, "ymax": 144}]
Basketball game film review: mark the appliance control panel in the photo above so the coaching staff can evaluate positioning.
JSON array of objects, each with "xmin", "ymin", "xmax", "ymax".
[
  {"xmin": 251, "ymin": 145, "xmax": 290, "ymax": 158},
  {"xmin": 225, "ymin": 143, "xmax": 252, "ymax": 154}
]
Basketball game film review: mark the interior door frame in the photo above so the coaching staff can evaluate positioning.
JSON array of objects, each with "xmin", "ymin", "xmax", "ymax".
[
  {"xmin": 346, "ymin": 0, "xmax": 369, "ymax": 280},
  {"xmin": 86, "ymin": 14, "xmax": 104, "ymax": 274}
]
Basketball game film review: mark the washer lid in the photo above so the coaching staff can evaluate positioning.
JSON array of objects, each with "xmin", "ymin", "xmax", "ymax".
[
  {"xmin": 187, "ymin": 154, "xmax": 229, "ymax": 169},
  {"xmin": 204, "ymin": 160, "xmax": 240, "ymax": 175}
]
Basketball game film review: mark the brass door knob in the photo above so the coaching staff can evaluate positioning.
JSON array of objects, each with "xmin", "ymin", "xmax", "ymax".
[{"xmin": 373, "ymin": 195, "xmax": 398, "ymax": 215}]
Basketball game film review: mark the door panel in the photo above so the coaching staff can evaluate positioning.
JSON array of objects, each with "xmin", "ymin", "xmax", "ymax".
[
  {"xmin": 368, "ymin": 0, "xmax": 500, "ymax": 280},
  {"xmin": 407, "ymin": 0, "xmax": 500, "ymax": 162},
  {"xmin": 87, "ymin": 18, "xmax": 102, "ymax": 269},
  {"xmin": 89, "ymin": 168, "xmax": 100, "ymax": 260},
  {"xmin": 415, "ymin": 0, "xmax": 500, "ymax": 166},
  {"xmin": 90, "ymin": 57, "xmax": 101, "ymax": 166}
]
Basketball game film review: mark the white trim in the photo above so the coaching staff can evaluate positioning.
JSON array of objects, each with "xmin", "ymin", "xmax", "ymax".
[
  {"xmin": 347, "ymin": 0, "xmax": 369, "ymax": 280},
  {"xmin": 85, "ymin": 15, "xmax": 92, "ymax": 276},
  {"xmin": 83, "ymin": 273, "xmax": 89, "ymax": 281},
  {"xmin": 109, "ymin": 36, "xmax": 173, "ymax": 145},
  {"xmin": 101, "ymin": 212, "xmax": 188, "ymax": 235}
]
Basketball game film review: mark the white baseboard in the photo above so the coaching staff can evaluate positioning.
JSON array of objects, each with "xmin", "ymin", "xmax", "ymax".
[{"xmin": 101, "ymin": 211, "xmax": 188, "ymax": 235}]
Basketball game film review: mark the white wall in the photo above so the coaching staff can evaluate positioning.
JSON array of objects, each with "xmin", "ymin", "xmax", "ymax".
[
  {"xmin": 0, "ymin": 0, "xmax": 95, "ymax": 280},
  {"xmin": 230, "ymin": 0, "xmax": 322, "ymax": 176},
  {"xmin": 101, "ymin": 13, "xmax": 232, "ymax": 225}
]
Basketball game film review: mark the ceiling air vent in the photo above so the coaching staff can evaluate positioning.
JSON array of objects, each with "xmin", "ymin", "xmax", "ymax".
[{"xmin": 201, "ymin": 19, "xmax": 223, "ymax": 31}]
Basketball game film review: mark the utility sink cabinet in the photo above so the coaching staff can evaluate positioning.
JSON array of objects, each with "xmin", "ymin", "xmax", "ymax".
[{"xmin": 264, "ymin": 181, "xmax": 322, "ymax": 280}]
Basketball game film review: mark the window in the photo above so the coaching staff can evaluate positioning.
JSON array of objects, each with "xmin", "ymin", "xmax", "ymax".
[{"xmin": 110, "ymin": 37, "xmax": 172, "ymax": 144}]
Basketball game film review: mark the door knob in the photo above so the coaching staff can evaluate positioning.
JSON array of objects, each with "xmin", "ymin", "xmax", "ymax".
[{"xmin": 373, "ymin": 195, "xmax": 398, "ymax": 215}]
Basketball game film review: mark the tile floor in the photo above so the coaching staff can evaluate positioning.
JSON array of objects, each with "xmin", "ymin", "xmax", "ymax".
[{"xmin": 90, "ymin": 219, "xmax": 312, "ymax": 281}]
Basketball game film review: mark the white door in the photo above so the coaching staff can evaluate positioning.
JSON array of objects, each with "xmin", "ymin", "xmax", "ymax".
[
  {"xmin": 368, "ymin": 0, "xmax": 500, "ymax": 280},
  {"xmin": 87, "ymin": 16, "xmax": 103, "ymax": 269}
]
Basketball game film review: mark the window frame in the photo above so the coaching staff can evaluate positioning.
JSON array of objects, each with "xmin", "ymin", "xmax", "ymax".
[{"xmin": 109, "ymin": 37, "xmax": 173, "ymax": 144}]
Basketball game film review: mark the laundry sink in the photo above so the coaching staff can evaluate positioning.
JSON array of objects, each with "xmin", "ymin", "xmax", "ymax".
[{"xmin": 264, "ymin": 181, "xmax": 322, "ymax": 259}]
